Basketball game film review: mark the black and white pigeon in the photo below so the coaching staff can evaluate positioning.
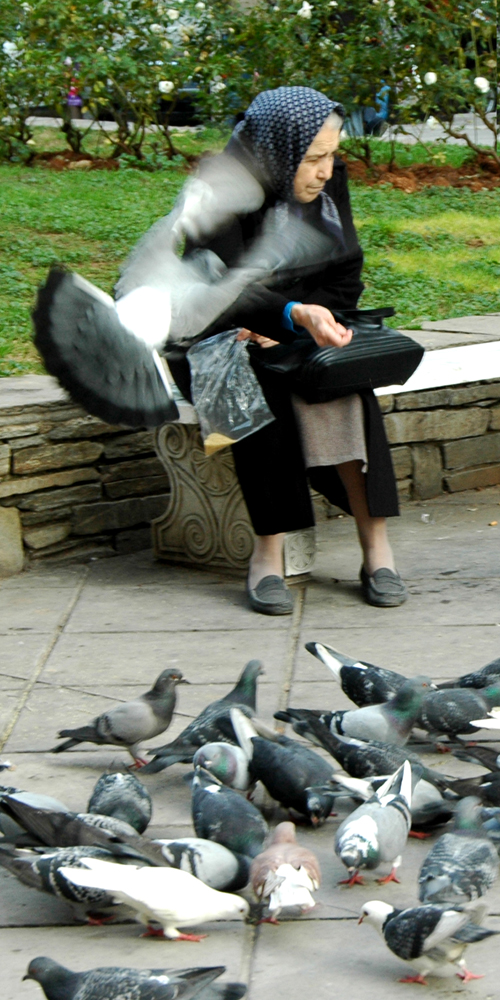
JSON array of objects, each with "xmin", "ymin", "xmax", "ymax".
[
  {"xmin": 142, "ymin": 661, "xmax": 264, "ymax": 774},
  {"xmin": 359, "ymin": 899, "xmax": 499, "ymax": 984},
  {"xmin": 418, "ymin": 796, "xmax": 499, "ymax": 905},
  {"xmin": 334, "ymin": 761, "xmax": 415, "ymax": 886},
  {"xmin": 154, "ymin": 838, "xmax": 250, "ymax": 892},
  {"xmin": 0, "ymin": 761, "xmax": 14, "ymax": 773},
  {"xmin": 191, "ymin": 767, "xmax": 268, "ymax": 860},
  {"xmin": 87, "ymin": 773, "xmax": 152, "ymax": 834},
  {"xmin": 0, "ymin": 796, "xmax": 167, "ymax": 866},
  {"xmin": 192, "ymin": 744, "xmax": 252, "ymax": 791},
  {"xmin": 442, "ymin": 770, "xmax": 500, "ymax": 808},
  {"xmin": 274, "ymin": 676, "xmax": 433, "ymax": 747},
  {"xmin": 418, "ymin": 681, "xmax": 500, "ymax": 739},
  {"xmin": 23, "ymin": 956, "xmax": 246, "ymax": 1000},
  {"xmin": 305, "ymin": 642, "xmax": 407, "ymax": 707},
  {"xmin": 437, "ymin": 656, "xmax": 500, "ymax": 690},
  {"xmin": 59, "ymin": 858, "xmax": 249, "ymax": 940},
  {"xmin": 51, "ymin": 668, "xmax": 187, "ymax": 766},
  {"xmin": 0, "ymin": 844, "xmax": 128, "ymax": 919},
  {"xmin": 230, "ymin": 708, "xmax": 335, "ymax": 825},
  {"xmin": 327, "ymin": 772, "xmax": 454, "ymax": 832}
]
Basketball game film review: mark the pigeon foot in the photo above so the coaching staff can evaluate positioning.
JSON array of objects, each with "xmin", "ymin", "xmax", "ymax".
[
  {"xmin": 176, "ymin": 933, "xmax": 208, "ymax": 942},
  {"xmin": 130, "ymin": 758, "xmax": 149, "ymax": 769},
  {"xmin": 399, "ymin": 975, "xmax": 428, "ymax": 985},
  {"xmin": 376, "ymin": 868, "xmax": 400, "ymax": 885},
  {"xmin": 339, "ymin": 871, "xmax": 365, "ymax": 887},
  {"xmin": 457, "ymin": 969, "xmax": 483, "ymax": 982},
  {"xmin": 141, "ymin": 926, "xmax": 166, "ymax": 938},
  {"xmin": 409, "ymin": 830, "xmax": 433, "ymax": 840},
  {"xmin": 87, "ymin": 914, "xmax": 116, "ymax": 926},
  {"xmin": 258, "ymin": 916, "xmax": 280, "ymax": 925}
]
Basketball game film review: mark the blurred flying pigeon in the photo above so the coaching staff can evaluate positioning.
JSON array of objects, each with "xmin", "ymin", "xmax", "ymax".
[
  {"xmin": 32, "ymin": 153, "xmax": 333, "ymax": 428},
  {"xmin": 142, "ymin": 660, "xmax": 264, "ymax": 774},
  {"xmin": 23, "ymin": 956, "xmax": 242, "ymax": 1000},
  {"xmin": 418, "ymin": 796, "xmax": 499, "ymax": 905},
  {"xmin": 274, "ymin": 676, "xmax": 433, "ymax": 747},
  {"xmin": 191, "ymin": 767, "xmax": 268, "ymax": 860},
  {"xmin": 51, "ymin": 667, "xmax": 187, "ymax": 765},
  {"xmin": 437, "ymin": 656, "xmax": 500, "ymax": 690},
  {"xmin": 250, "ymin": 822, "xmax": 320, "ymax": 921},
  {"xmin": 193, "ymin": 744, "xmax": 252, "ymax": 791},
  {"xmin": 334, "ymin": 761, "xmax": 416, "ymax": 886},
  {"xmin": 154, "ymin": 838, "xmax": 250, "ymax": 892},
  {"xmin": 0, "ymin": 788, "xmax": 70, "ymax": 844},
  {"xmin": 230, "ymin": 708, "xmax": 335, "ymax": 825},
  {"xmin": 305, "ymin": 641, "xmax": 407, "ymax": 706},
  {"xmin": 0, "ymin": 796, "xmax": 167, "ymax": 867},
  {"xmin": 59, "ymin": 858, "xmax": 249, "ymax": 940},
  {"xmin": 0, "ymin": 844, "xmax": 129, "ymax": 919},
  {"xmin": 359, "ymin": 899, "xmax": 499, "ymax": 984},
  {"xmin": 418, "ymin": 682, "xmax": 500, "ymax": 739},
  {"xmin": 88, "ymin": 773, "xmax": 152, "ymax": 834}
]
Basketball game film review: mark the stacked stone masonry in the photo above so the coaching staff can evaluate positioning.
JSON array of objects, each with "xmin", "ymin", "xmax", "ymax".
[
  {"xmin": 1, "ymin": 377, "xmax": 500, "ymax": 567},
  {"xmin": 0, "ymin": 400, "xmax": 170, "ymax": 567}
]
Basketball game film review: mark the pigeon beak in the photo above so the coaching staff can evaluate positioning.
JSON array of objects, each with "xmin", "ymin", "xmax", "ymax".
[
  {"xmin": 22, "ymin": 975, "xmax": 32, "ymax": 981},
  {"xmin": 178, "ymin": 678, "xmax": 190, "ymax": 684},
  {"xmin": 358, "ymin": 915, "xmax": 364, "ymax": 925}
]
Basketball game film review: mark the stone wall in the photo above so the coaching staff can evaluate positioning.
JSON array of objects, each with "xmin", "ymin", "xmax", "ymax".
[
  {"xmin": 378, "ymin": 379, "xmax": 500, "ymax": 500},
  {"xmin": 0, "ymin": 399, "xmax": 170, "ymax": 567}
]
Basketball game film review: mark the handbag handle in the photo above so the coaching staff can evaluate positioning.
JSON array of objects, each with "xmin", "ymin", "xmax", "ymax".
[{"xmin": 333, "ymin": 307, "xmax": 395, "ymax": 321}]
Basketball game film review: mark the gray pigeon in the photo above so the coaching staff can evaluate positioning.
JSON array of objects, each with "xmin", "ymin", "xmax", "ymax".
[
  {"xmin": 334, "ymin": 761, "xmax": 415, "ymax": 886},
  {"xmin": 88, "ymin": 773, "xmax": 152, "ymax": 834},
  {"xmin": 359, "ymin": 899, "xmax": 499, "ymax": 984},
  {"xmin": 0, "ymin": 844, "xmax": 128, "ymax": 919},
  {"xmin": 193, "ymin": 744, "xmax": 252, "ymax": 791},
  {"xmin": 418, "ymin": 681, "xmax": 500, "ymax": 739},
  {"xmin": 0, "ymin": 788, "xmax": 70, "ymax": 844},
  {"xmin": 418, "ymin": 797, "xmax": 499, "ymax": 904},
  {"xmin": 192, "ymin": 767, "xmax": 268, "ymax": 860},
  {"xmin": 23, "ymin": 956, "xmax": 245, "ymax": 1000},
  {"xmin": 437, "ymin": 655, "xmax": 500, "ymax": 690},
  {"xmin": 154, "ymin": 838, "xmax": 250, "ymax": 892},
  {"xmin": 142, "ymin": 660, "xmax": 264, "ymax": 774},
  {"xmin": 51, "ymin": 667, "xmax": 187, "ymax": 765}
]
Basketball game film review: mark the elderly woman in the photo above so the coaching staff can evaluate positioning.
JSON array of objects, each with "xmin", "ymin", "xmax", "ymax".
[{"xmin": 166, "ymin": 86, "xmax": 406, "ymax": 615}]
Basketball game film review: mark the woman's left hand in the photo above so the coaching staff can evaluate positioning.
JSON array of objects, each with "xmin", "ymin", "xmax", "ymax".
[{"xmin": 236, "ymin": 328, "xmax": 280, "ymax": 348}]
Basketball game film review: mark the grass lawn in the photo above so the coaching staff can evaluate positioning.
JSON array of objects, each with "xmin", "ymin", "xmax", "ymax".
[{"xmin": 1, "ymin": 131, "xmax": 499, "ymax": 376}]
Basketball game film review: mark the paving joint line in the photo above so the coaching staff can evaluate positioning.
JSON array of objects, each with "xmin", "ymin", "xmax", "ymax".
[
  {"xmin": 274, "ymin": 585, "xmax": 306, "ymax": 727},
  {"xmin": 0, "ymin": 569, "xmax": 89, "ymax": 753}
]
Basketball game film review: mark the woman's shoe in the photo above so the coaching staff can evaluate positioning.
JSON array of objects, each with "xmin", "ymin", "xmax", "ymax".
[
  {"xmin": 247, "ymin": 575, "xmax": 294, "ymax": 615},
  {"xmin": 360, "ymin": 566, "xmax": 407, "ymax": 608}
]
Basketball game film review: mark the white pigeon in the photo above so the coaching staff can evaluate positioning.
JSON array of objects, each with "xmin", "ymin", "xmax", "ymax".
[{"xmin": 59, "ymin": 857, "xmax": 249, "ymax": 940}]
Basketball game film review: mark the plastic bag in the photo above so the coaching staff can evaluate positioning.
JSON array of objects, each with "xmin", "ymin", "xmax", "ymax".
[{"xmin": 187, "ymin": 329, "xmax": 275, "ymax": 456}]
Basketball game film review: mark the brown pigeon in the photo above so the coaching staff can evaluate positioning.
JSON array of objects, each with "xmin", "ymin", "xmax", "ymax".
[{"xmin": 250, "ymin": 822, "xmax": 320, "ymax": 922}]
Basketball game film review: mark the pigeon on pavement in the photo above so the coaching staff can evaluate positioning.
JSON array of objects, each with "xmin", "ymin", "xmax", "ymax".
[
  {"xmin": 334, "ymin": 761, "xmax": 416, "ymax": 886},
  {"xmin": 59, "ymin": 858, "xmax": 249, "ymax": 940},
  {"xmin": 154, "ymin": 838, "xmax": 251, "ymax": 892},
  {"xmin": 23, "ymin": 956, "xmax": 241, "ymax": 1000},
  {"xmin": 51, "ymin": 668, "xmax": 187, "ymax": 766},
  {"xmin": 142, "ymin": 661, "xmax": 264, "ymax": 774},
  {"xmin": 230, "ymin": 708, "xmax": 335, "ymax": 825},
  {"xmin": 418, "ymin": 682, "xmax": 500, "ymax": 739},
  {"xmin": 274, "ymin": 676, "xmax": 433, "ymax": 747},
  {"xmin": 192, "ymin": 744, "xmax": 252, "ymax": 791},
  {"xmin": 250, "ymin": 822, "xmax": 320, "ymax": 921},
  {"xmin": 88, "ymin": 773, "xmax": 152, "ymax": 834},
  {"xmin": 437, "ymin": 656, "xmax": 500, "ymax": 690},
  {"xmin": 305, "ymin": 642, "xmax": 407, "ymax": 707},
  {"xmin": 328, "ymin": 772, "xmax": 454, "ymax": 832},
  {"xmin": 452, "ymin": 744, "xmax": 500, "ymax": 772},
  {"xmin": 191, "ymin": 767, "xmax": 268, "ymax": 859},
  {"xmin": 0, "ymin": 788, "xmax": 70, "ymax": 844},
  {"xmin": 441, "ymin": 770, "xmax": 500, "ymax": 808},
  {"xmin": 418, "ymin": 796, "xmax": 499, "ymax": 904},
  {"xmin": 359, "ymin": 899, "xmax": 499, "ymax": 984},
  {"xmin": 0, "ymin": 844, "xmax": 129, "ymax": 919},
  {"xmin": 0, "ymin": 796, "xmax": 167, "ymax": 866}
]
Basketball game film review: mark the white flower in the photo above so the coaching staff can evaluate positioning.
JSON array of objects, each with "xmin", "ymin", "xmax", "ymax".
[
  {"xmin": 64, "ymin": 56, "xmax": 73, "ymax": 65},
  {"xmin": 273, "ymin": 4, "xmax": 279, "ymax": 8},
  {"xmin": 210, "ymin": 81, "xmax": 226, "ymax": 93},
  {"xmin": 329, "ymin": 1, "xmax": 338, "ymax": 5},
  {"xmin": 2, "ymin": 41, "xmax": 18, "ymax": 57},
  {"xmin": 158, "ymin": 79, "xmax": 175, "ymax": 93},
  {"xmin": 228, "ymin": 26, "xmax": 235, "ymax": 32},
  {"xmin": 166, "ymin": 8, "xmax": 180, "ymax": 19},
  {"xmin": 195, "ymin": 2, "xmax": 205, "ymax": 7},
  {"xmin": 387, "ymin": 0, "xmax": 395, "ymax": 7},
  {"xmin": 424, "ymin": 71, "xmax": 437, "ymax": 85},
  {"xmin": 297, "ymin": 1, "xmax": 313, "ymax": 17},
  {"xmin": 97, "ymin": 46, "xmax": 104, "ymax": 53},
  {"xmin": 150, "ymin": 22, "xmax": 164, "ymax": 32},
  {"xmin": 183, "ymin": 49, "xmax": 189, "ymax": 55},
  {"xmin": 474, "ymin": 76, "xmax": 490, "ymax": 93}
]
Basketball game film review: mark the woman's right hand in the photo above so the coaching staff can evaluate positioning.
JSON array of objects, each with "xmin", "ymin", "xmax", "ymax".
[{"xmin": 291, "ymin": 303, "xmax": 352, "ymax": 348}]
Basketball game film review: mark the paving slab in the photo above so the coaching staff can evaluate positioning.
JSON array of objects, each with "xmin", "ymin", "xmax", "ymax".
[{"xmin": 421, "ymin": 315, "xmax": 500, "ymax": 336}]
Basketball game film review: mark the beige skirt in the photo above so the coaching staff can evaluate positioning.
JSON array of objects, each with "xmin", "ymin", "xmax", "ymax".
[{"xmin": 292, "ymin": 393, "xmax": 368, "ymax": 469}]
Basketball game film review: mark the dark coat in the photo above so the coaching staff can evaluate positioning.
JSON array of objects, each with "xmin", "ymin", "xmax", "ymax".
[{"xmin": 164, "ymin": 154, "xmax": 399, "ymax": 534}]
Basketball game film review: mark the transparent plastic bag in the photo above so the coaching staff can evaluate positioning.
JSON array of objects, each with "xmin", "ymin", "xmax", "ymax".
[{"xmin": 187, "ymin": 329, "xmax": 275, "ymax": 456}]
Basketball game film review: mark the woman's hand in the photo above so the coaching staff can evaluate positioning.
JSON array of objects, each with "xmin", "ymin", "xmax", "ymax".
[
  {"xmin": 236, "ymin": 328, "xmax": 280, "ymax": 348},
  {"xmin": 291, "ymin": 303, "xmax": 352, "ymax": 347}
]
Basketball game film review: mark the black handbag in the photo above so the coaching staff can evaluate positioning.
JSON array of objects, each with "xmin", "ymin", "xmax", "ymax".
[{"xmin": 252, "ymin": 307, "xmax": 424, "ymax": 403}]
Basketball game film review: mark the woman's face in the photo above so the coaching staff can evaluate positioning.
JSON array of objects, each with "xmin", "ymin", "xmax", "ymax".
[{"xmin": 293, "ymin": 122, "xmax": 340, "ymax": 203}]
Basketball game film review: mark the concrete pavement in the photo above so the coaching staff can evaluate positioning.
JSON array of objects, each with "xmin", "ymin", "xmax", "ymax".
[{"xmin": 1, "ymin": 483, "xmax": 500, "ymax": 999}]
